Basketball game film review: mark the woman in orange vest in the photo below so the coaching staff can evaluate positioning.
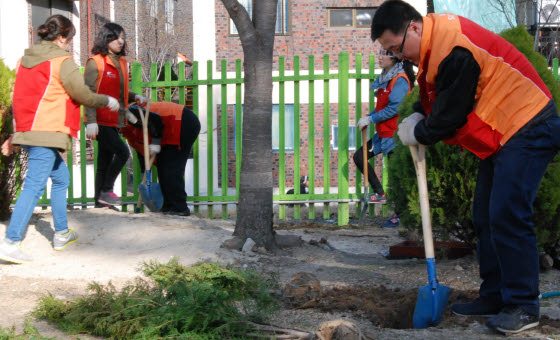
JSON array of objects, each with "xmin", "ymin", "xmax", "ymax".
[
  {"xmin": 0, "ymin": 15, "xmax": 119, "ymax": 264},
  {"xmin": 84, "ymin": 23, "xmax": 146, "ymax": 207},
  {"xmin": 353, "ymin": 50, "xmax": 414, "ymax": 218},
  {"xmin": 123, "ymin": 102, "xmax": 200, "ymax": 216}
]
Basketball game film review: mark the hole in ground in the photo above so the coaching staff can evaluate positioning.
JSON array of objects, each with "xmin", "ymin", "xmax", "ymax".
[{"xmin": 319, "ymin": 286, "xmax": 560, "ymax": 333}]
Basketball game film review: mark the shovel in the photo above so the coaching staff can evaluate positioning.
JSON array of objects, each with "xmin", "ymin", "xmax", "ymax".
[
  {"xmin": 137, "ymin": 101, "xmax": 163, "ymax": 212},
  {"xmin": 409, "ymin": 144, "xmax": 450, "ymax": 329},
  {"xmin": 358, "ymin": 131, "xmax": 369, "ymax": 225}
]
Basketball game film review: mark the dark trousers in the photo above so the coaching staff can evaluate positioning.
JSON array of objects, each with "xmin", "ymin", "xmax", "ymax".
[
  {"xmin": 474, "ymin": 114, "xmax": 560, "ymax": 316},
  {"xmin": 95, "ymin": 125, "xmax": 130, "ymax": 199},
  {"xmin": 352, "ymin": 139, "xmax": 384, "ymax": 194},
  {"xmin": 140, "ymin": 108, "xmax": 200, "ymax": 212}
]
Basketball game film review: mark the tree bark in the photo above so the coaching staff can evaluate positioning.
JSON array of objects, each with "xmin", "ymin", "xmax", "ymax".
[{"xmin": 221, "ymin": 0, "xmax": 278, "ymax": 250}]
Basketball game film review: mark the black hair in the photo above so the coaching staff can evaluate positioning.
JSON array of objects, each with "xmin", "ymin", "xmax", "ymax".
[
  {"xmin": 37, "ymin": 15, "xmax": 76, "ymax": 42},
  {"xmin": 371, "ymin": 0, "xmax": 422, "ymax": 41},
  {"xmin": 91, "ymin": 22, "xmax": 127, "ymax": 56},
  {"xmin": 401, "ymin": 60, "xmax": 416, "ymax": 89}
]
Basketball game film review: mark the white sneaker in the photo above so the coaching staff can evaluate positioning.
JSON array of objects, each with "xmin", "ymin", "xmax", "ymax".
[
  {"xmin": 53, "ymin": 229, "xmax": 79, "ymax": 251},
  {"xmin": 0, "ymin": 241, "xmax": 32, "ymax": 264}
]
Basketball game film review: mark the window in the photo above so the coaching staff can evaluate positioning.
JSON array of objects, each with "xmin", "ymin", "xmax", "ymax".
[
  {"xmin": 147, "ymin": 0, "xmax": 157, "ymax": 17},
  {"xmin": 164, "ymin": 0, "xmax": 174, "ymax": 33},
  {"xmin": 230, "ymin": 0, "xmax": 290, "ymax": 35},
  {"xmin": 30, "ymin": 0, "xmax": 72, "ymax": 43},
  {"xmin": 272, "ymin": 104, "xmax": 294, "ymax": 152},
  {"xmin": 332, "ymin": 125, "xmax": 357, "ymax": 150},
  {"xmin": 234, "ymin": 104, "xmax": 295, "ymax": 152},
  {"xmin": 328, "ymin": 8, "xmax": 376, "ymax": 28}
]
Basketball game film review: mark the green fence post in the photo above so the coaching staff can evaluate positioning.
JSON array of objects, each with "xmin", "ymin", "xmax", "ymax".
[
  {"xmin": 79, "ymin": 105, "xmax": 88, "ymax": 208},
  {"xmin": 178, "ymin": 62, "xmax": 186, "ymax": 105},
  {"xmin": 293, "ymin": 55, "xmax": 301, "ymax": 219},
  {"xmin": 207, "ymin": 60, "xmax": 214, "ymax": 219},
  {"xmin": 164, "ymin": 62, "xmax": 172, "ymax": 102},
  {"xmin": 308, "ymin": 55, "xmax": 316, "ymax": 219},
  {"xmin": 323, "ymin": 54, "xmax": 331, "ymax": 219},
  {"xmin": 221, "ymin": 59, "xmax": 228, "ymax": 219},
  {"xmin": 192, "ymin": 61, "xmax": 200, "ymax": 214},
  {"xmin": 337, "ymin": 52, "xmax": 350, "ymax": 226},
  {"xmin": 355, "ymin": 53, "xmax": 363, "ymax": 219},
  {"xmin": 279, "ymin": 56, "xmax": 286, "ymax": 219}
]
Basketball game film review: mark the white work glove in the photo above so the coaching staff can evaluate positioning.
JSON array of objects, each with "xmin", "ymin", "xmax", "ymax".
[
  {"xmin": 135, "ymin": 94, "xmax": 148, "ymax": 107},
  {"xmin": 85, "ymin": 123, "xmax": 99, "ymax": 140},
  {"xmin": 149, "ymin": 144, "xmax": 161, "ymax": 155},
  {"xmin": 397, "ymin": 112, "xmax": 425, "ymax": 146},
  {"xmin": 1, "ymin": 135, "xmax": 14, "ymax": 156},
  {"xmin": 125, "ymin": 109, "xmax": 138, "ymax": 124},
  {"xmin": 357, "ymin": 117, "xmax": 371, "ymax": 131},
  {"xmin": 106, "ymin": 96, "xmax": 119, "ymax": 111}
]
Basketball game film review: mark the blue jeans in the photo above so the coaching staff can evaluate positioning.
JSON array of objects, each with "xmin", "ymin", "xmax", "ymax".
[
  {"xmin": 5, "ymin": 146, "xmax": 69, "ymax": 242},
  {"xmin": 474, "ymin": 114, "xmax": 560, "ymax": 316}
]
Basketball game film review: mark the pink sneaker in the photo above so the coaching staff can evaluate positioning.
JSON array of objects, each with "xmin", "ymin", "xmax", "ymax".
[{"xmin": 98, "ymin": 191, "xmax": 122, "ymax": 205}]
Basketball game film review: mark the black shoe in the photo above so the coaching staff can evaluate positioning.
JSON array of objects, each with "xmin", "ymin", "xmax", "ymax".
[
  {"xmin": 450, "ymin": 298, "xmax": 503, "ymax": 317},
  {"xmin": 164, "ymin": 209, "xmax": 190, "ymax": 217},
  {"xmin": 486, "ymin": 306, "xmax": 539, "ymax": 334}
]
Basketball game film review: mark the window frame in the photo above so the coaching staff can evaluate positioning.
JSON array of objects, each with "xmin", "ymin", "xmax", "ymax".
[
  {"xmin": 327, "ymin": 7, "xmax": 377, "ymax": 29},
  {"xmin": 228, "ymin": 0, "xmax": 291, "ymax": 36}
]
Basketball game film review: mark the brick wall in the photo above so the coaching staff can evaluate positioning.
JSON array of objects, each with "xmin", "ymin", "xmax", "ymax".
[
  {"xmin": 215, "ymin": 0, "xmax": 386, "ymax": 72},
  {"xmin": 216, "ymin": 103, "xmax": 385, "ymax": 190}
]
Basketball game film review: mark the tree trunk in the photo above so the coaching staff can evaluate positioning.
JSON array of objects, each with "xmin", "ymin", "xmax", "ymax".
[{"xmin": 221, "ymin": 0, "xmax": 278, "ymax": 250}]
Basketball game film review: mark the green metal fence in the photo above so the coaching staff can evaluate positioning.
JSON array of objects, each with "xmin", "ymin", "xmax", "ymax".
[{"xmin": 35, "ymin": 51, "xmax": 387, "ymax": 226}]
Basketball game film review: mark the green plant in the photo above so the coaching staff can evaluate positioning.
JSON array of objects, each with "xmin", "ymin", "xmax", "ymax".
[
  {"xmin": 387, "ymin": 26, "xmax": 560, "ymax": 251},
  {"xmin": 0, "ymin": 320, "xmax": 55, "ymax": 340},
  {"xmin": 32, "ymin": 259, "xmax": 279, "ymax": 339},
  {"xmin": 0, "ymin": 58, "xmax": 26, "ymax": 221}
]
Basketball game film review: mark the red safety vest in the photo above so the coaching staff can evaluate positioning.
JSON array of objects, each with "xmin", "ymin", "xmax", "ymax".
[
  {"xmin": 86, "ymin": 54, "xmax": 129, "ymax": 126},
  {"xmin": 374, "ymin": 73, "xmax": 411, "ymax": 138},
  {"xmin": 121, "ymin": 102, "xmax": 183, "ymax": 156},
  {"xmin": 418, "ymin": 13, "xmax": 551, "ymax": 159},
  {"xmin": 12, "ymin": 56, "xmax": 81, "ymax": 138}
]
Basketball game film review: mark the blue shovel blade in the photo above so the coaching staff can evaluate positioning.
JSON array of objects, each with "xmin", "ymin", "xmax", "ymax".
[
  {"xmin": 139, "ymin": 181, "xmax": 164, "ymax": 212},
  {"xmin": 413, "ymin": 283, "xmax": 451, "ymax": 329}
]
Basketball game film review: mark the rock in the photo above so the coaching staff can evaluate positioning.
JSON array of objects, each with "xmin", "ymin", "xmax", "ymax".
[
  {"xmin": 220, "ymin": 236, "xmax": 245, "ymax": 250},
  {"xmin": 454, "ymin": 265, "xmax": 464, "ymax": 271},
  {"xmin": 315, "ymin": 319, "xmax": 370, "ymax": 340},
  {"xmin": 283, "ymin": 272, "xmax": 321, "ymax": 308},
  {"xmin": 254, "ymin": 246, "xmax": 268, "ymax": 255},
  {"xmin": 242, "ymin": 238, "xmax": 256, "ymax": 253}
]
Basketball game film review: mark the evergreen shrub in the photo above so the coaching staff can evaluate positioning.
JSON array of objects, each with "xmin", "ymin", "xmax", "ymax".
[
  {"xmin": 387, "ymin": 26, "xmax": 560, "ymax": 252},
  {"xmin": 0, "ymin": 58, "xmax": 26, "ymax": 221},
  {"xmin": 32, "ymin": 259, "xmax": 279, "ymax": 339}
]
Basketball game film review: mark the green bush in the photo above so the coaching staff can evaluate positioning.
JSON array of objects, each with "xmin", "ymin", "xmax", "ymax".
[
  {"xmin": 32, "ymin": 259, "xmax": 279, "ymax": 339},
  {"xmin": 387, "ymin": 26, "xmax": 560, "ymax": 251},
  {"xmin": 0, "ymin": 58, "xmax": 26, "ymax": 221}
]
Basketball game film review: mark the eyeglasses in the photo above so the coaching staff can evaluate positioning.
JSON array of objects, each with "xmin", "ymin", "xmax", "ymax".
[{"xmin": 397, "ymin": 20, "xmax": 412, "ymax": 55}]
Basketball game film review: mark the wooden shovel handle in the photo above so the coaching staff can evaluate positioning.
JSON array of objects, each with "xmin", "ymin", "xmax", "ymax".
[{"xmin": 409, "ymin": 144, "xmax": 435, "ymax": 259}]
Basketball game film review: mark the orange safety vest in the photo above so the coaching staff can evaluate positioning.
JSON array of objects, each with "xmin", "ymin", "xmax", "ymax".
[
  {"xmin": 87, "ymin": 54, "xmax": 129, "ymax": 126},
  {"xmin": 121, "ymin": 102, "xmax": 183, "ymax": 157},
  {"xmin": 12, "ymin": 56, "xmax": 81, "ymax": 138},
  {"xmin": 374, "ymin": 73, "xmax": 411, "ymax": 138},
  {"xmin": 418, "ymin": 13, "xmax": 551, "ymax": 159}
]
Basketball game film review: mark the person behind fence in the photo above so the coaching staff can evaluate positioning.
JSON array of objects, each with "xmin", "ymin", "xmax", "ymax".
[
  {"xmin": 84, "ymin": 22, "xmax": 147, "ymax": 208},
  {"xmin": 0, "ymin": 15, "xmax": 119, "ymax": 264},
  {"xmin": 285, "ymin": 175, "xmax": 309, "ymax": 208},
  {"xmin": 352, "ymin": 49, "xmax": 414, "ymax": 211},
  {"xmin": 123, "ymin": 102, "xmax": 201, "ymax": 216},
  {"xmin": 371, "ymin": 0, "xmax": 560, "ymax": 334}
]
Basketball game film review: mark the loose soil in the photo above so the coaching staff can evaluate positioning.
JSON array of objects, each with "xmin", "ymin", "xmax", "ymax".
[{"xmin": 1, "ymin": 208, "xmax": 560, "ymax": 339}]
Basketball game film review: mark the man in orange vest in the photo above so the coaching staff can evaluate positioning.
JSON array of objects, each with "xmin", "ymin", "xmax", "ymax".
[
  {"xmin": 372, "ymin": 0, "xmax": 560, "ymax": 334},
  {"xmin": 123, "ymin": 102, "xmax": 200, "ymax": 216}
]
